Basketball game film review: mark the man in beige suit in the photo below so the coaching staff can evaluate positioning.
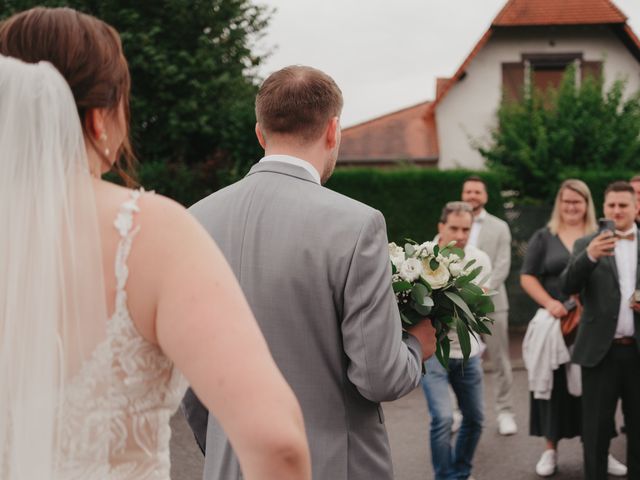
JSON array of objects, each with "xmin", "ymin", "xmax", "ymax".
[
  {"xmin": 182, "ymin": 65, "xmax": 437, "ymax": 480},
  {"xmin": 462, "ymin": 176, "xmax": 517, "ymax": 436}
]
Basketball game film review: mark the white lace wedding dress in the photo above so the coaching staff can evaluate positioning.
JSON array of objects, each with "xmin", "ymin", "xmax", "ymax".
[{"xmin": 56, "ymin": 190, "xmax": 188, "ymax": 479}]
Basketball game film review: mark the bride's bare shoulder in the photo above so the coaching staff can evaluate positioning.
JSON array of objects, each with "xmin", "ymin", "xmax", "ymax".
[
  {"xmin": 96, "ymin": 180, "xmax": 186, "ymax": 220},
  {"xmin": 96, "ymin": 180, "xmax": 205, "ymax": 246}
]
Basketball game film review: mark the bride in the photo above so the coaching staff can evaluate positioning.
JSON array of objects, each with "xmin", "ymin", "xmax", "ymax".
[{"xmin": 0, "ymin": 8, "xmax": 310, "ymax": 480}]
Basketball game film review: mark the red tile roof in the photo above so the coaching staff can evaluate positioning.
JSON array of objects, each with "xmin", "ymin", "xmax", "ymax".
[
  {"xmin": 427, "ymin": 0, "xmax": 640, "ymax": 116},
  {"xmin": 436, "ymin": 77, "xmax": 452, "ymax": 98},
  {"xmin": 337, "ymin": 0, "xmax": 640, "ymax": 167},
  {"xmin": 427, "ymin": 29, "xmax": 494, "ymax": 115},
  {"xmin": 493, "ymin": 0, "xmax": 627, "ymax": 27},
  {"xmin": 338, "ymin": 102, "xmax": 438, "ymax": 165}
]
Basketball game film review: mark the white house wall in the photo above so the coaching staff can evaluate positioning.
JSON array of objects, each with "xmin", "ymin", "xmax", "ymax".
[{"xmin": 436, "ymin": 26, "xmax": 640, "ymax": 170}]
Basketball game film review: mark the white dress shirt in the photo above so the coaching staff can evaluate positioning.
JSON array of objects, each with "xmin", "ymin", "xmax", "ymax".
[
  {"xmin": 447, "ymin": 244, "xmax": 492, "ymax": 359},
  {"xmin": 259, "ymin": 154, "xmax": 321, "ymax": 185},
  {"xmin": 468, "ymin": 209, "xmax": 487, "ymax": 248},
  {"xmin": 614, "ymin": 225, "xmax": 637, "ymax": 338}
]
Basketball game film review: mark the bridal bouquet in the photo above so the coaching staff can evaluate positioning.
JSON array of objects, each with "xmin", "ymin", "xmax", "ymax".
[{"xmin": 389, "ymin": 240, "xmax": 494, "ymax": 367}]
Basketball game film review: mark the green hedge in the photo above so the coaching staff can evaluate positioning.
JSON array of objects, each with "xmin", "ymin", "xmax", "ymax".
[{"xmin": 325, "ymin": 168, "xmax": 505, "ymax": 243}]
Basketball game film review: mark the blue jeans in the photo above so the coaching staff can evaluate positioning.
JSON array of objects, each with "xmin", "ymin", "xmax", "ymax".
[{"xmin": 421, "ymin": 355, "xmax": 484, "ymax": 480}]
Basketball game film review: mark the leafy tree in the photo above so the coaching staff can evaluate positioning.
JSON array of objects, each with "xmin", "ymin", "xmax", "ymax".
[
  {"xmin": 0, "ymin": 0, "xmax": 271, "ymax": 202},
  {"xmin": 479, "ymin": 66, "xmax": 640, "ymax": 202}
]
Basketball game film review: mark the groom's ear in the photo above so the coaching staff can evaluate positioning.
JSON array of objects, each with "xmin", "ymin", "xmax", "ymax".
[
  {"xmin": 255, "ymin": 123, "xmax": 267, "ymax": 149},
  {"xmin": 325, "ymin": 117, "xmax": 340, "ymax": 149}
]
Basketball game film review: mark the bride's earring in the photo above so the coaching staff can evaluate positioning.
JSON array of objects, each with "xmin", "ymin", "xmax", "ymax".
[{"xmin": 99, "ymin": 131, "xmax": 110, "ymax": 157}]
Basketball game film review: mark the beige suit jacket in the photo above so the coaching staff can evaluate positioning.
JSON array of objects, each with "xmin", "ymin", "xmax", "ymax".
[{"xmin": 475, "ymin": 211, "xmax": 511, "ymax": 312}]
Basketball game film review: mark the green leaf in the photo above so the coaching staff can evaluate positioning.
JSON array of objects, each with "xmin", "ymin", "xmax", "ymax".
[
  {"xmin": 439, "ymin": 315, "xmax": 454, "ymax": 328},
  {"xmin": 463, "ymin": 266, "xmax": 483, "ymax": 284},
  {"xmin": 435, "ymin": 337, "xmax": 450, "ymax": 370},
  {"xmin": 429, "ymin": 258, "xmax": 439, "ymax": 271},
  {"xmin": 391, "ymin": 262, "xmax": 397, "ymax": 275},
  {"xmin": 455, "ymin": 314, "xmax": 472, "ymax": 362},
  {"xmin": 411, "ymin": 283, "xmax": 429, "ymax": 304},
  {"xmin": 393, "ymin": 281, "xmax": 412, "ymax": 293},
  {"xmin": 400, "ymin": 308, "xmax": 423, "ymax": 326},
  {"xmin": 433, "ymin": 245, "xmax": 440, "ymax": 257},
  {"xmin": 458, "ymin": 283, "xmax": 485, "ymax": 304},
  {"xmin": 444, "ymin": 291, "xmax": 476, "ymax": 323},
  {"xmin": 464, "ymin": 259, "xmax": 477, "ymax": 269},
  {"xmin": 400, "ymin": 312, "xmax": 413, "ymax": 326},
  {"xmin": 471, "ymin": 318, "xmax": 492, "ymax": 335},
  {"xmin": 477, "ymin": 296, "xmax": 495, "ymax": 314},
  {"xmin": 418, "ymin": 277, "xmax": 433, "ymax": 293},
  {"xmin": 412, "ymin": 302, "xmax": 433, "ymax": 316},
  {"xmin": 405, "ymin": 243, "xmax": 416, "ymax": 257}
]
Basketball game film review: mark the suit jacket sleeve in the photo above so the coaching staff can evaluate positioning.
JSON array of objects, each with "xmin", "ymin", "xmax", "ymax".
[
  {"xmin": 341, "ymin": 210, "xmax": 423, "ymax": 403},
  {"xmin": 487, "ymin": 219, "xmax": 511, "ymax": 291},
  {"xmin": 559, "ymin": 236, "xmax": 597, "ymax": 295},
  {"xmin": 180, "ymin": 386, "xmax": 208, "ymax": 455}
]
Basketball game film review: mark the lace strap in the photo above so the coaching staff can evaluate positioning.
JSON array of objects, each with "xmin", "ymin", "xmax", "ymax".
[{"xmin": 113, "ymin": 189, "xmax": 143, "ymax": 300}]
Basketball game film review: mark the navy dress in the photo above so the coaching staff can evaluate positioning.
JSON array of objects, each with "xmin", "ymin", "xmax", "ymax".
[{"xmin": 521, "ymin": 227, "xmax": 581, "ymax": 441}]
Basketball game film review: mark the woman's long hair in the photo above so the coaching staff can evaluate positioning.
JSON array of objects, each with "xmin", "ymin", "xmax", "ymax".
[
  {"xmin": 0, "ymin": 7, "xmax": 136, "ymax": 185},
  {"xmin": 547, "ymin": 179, "xmax": 597, "ymax": 235}
]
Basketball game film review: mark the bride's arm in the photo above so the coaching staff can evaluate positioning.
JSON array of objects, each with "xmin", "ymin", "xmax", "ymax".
[{"xmin": 142, "ymin": 195, "xmax": 311, "ymax": 480}]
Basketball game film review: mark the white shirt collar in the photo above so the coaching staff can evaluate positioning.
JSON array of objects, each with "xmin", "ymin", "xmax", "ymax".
[
  {"xmin": 615, "ymin": 224, "xmax": 637, "ymax": 237},
  {"xmin": 475, "ymin": 209, "xmax": 488, "ymax": 222},
  {"xmin": 259, "ymin": 154, "xmax": 321, "ymax": 185}
]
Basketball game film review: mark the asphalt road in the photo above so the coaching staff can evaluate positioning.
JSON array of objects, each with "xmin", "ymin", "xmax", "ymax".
[{"xmin": 170, "ymin": 366, "xmax": 627, "ymax": 480}]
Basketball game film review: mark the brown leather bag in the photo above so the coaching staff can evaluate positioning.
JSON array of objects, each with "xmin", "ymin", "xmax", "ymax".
[{"xmin": 560, "ymin": 296, "xmax": 582, "ymax": 345}]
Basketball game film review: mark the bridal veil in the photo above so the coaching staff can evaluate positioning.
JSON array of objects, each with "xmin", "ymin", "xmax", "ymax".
[{"xmin": 0, "ymin": 55, "xmax": 110, "ymax": 478}]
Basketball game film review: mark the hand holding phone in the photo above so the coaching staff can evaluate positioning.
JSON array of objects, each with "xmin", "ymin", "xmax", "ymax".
[
  {"xmin": 598, "ymin": 218, "xmax": 616, "ymax": 235},
  {"xmin": 587, "ymin": 218, "xmax": 617, "ymax": 260}
]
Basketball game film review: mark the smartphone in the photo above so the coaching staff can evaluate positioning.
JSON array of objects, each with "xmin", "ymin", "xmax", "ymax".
[
  {"xmin": 562, "ymin": 297, "xmax": 577, "ymax": 312},
  {"xmin": 598, "ymin": 218, "xmax": 615, "ymax": 235}
]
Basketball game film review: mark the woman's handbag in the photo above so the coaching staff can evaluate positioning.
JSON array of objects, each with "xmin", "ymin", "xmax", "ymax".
[{"xmin": 560, "ymin": 296, "xmax": 582, "ymax": 345}]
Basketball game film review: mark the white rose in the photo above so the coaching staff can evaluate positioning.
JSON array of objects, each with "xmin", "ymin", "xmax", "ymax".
[
  {"xmin": 419, "ymin": 241, "xmax": 437, "ymax": 257},
  {"xmin": 399, "ymin": 258, "xmax": 423, "ymax": 282},
  {"xmin": 388, "ymin": 242, "xmax": 406, "ymax": 269},
  {"xmin": 448, "ymin": 261, "xmax": 464, "ymax": 277},
  {"xmin": 436, "ymin": 254, "xmax": 451, "ymax": 267},
  {"xmin": 420, "ymin": 260, "xmax": 451, "ymax": 289}
]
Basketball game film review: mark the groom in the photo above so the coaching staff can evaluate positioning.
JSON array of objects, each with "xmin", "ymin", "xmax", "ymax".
[{"xmin": 182, "ymin": 65, "xmax": 436, "ymax": 479}]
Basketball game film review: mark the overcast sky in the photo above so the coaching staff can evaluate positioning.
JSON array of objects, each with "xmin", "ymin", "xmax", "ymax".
[{"xmin": 256, "ymin": 0, "xmax": 640, "ymax": 127}]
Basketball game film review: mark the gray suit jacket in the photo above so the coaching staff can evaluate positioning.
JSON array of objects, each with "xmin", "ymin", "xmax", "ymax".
[
  {"xmin": 476, "ymin": 212, "xmax": 511, "ymax": 312},
  {"xmin": 183, "ymin": 160, "xmax": 423, "ymax": 480},
  {"xmin": 559, "ymin": 233, "xmax": 640, "ymax": 367}
]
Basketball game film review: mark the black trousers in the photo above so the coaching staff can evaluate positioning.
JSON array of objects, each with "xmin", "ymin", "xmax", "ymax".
[{"xmin": 581, "ymin": 344, "xmax": 640, "ymax": 480}]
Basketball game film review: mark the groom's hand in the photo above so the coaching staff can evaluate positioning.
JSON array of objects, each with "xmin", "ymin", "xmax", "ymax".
[{"xmin": 407, "ymin": 319, "xmax": 437, "ymax": 361}]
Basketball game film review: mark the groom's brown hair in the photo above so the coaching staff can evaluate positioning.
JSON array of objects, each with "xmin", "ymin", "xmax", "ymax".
[{"xmin": 256, "ymin": 65, "xmax": 343, "ymax": 144}]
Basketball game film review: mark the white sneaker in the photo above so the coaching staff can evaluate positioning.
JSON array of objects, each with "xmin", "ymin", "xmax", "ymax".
[
  {"xmin": 451, "ymin": 409, "xmax": 463, "ymax": 433},
  {"xmin": 608, "ymin": 454, "xmax": 627, "ymax": 476},
  {"xmin": 535, "ymin": 449, "xmax": 557, "ymax": 477},
  {"xmin": 497, "ymin": 412, "xmax": 517, "ymax": 435}
]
